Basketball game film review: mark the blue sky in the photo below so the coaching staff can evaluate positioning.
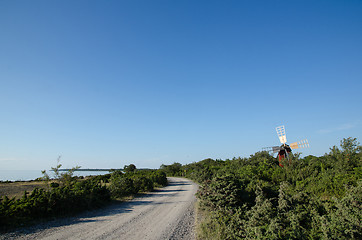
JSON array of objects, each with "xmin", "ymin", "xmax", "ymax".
[{"xmin": 1, "ymin": 0, "xmax": 361, "ymax": 170}]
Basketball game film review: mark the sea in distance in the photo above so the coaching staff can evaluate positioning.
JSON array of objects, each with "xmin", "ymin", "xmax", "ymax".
[{"xmin": 0, "ymin": 169, "xmax": 111, "ymax": 182}]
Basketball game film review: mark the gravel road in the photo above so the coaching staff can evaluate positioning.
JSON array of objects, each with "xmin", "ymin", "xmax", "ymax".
[{"xmin": 1, "ymin": 177, "xmax": 198, "ymax": 240}]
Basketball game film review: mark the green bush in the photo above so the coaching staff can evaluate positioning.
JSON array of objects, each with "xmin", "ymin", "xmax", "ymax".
[
  {"xmin": 186, "ymin": 137, "xmax": 362, "ymax": 239},
  {"xmin": 150, "ymin": 171, "xmax": 168, "ymax": 187},
  {"xmin": 0, "ymin": 166, "xmax": 168, "ymax": 231},
  {"xmin": 0, "ymin": 177, "xmax": 111, "ymax": 230},
  {"xmin": 108, "ymin": 169, "xmax": 167, "ymax": 198},
  {"xmin": 109, "ymin": 175, "xmax": 135, "ymax": 197}
]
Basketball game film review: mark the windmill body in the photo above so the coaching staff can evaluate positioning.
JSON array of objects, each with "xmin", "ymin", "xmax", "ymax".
[{"xmin": 263, "ymin": 125, "xmax": 309, "ymax": 167}]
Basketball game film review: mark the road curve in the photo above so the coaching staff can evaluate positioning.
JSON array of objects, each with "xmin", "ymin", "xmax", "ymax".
[{"xmin": 2, "ymin": 177, "xmax": 198, "ymax": 240}]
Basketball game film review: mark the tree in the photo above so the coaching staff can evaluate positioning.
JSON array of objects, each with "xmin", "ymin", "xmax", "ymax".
[
  {"xmin": 124, "ymin": 164, "xmax": 137, "ymax": 173},
  {"xmin": 42, "ymin": 156, "xmax": 80, "ymax": 187},
  {"xmin": 160, "ymin": 162, "xmax": 182, "ymax": 176},
  {"xmin": 340, "ymin": 137, "xmax": 361, "ymax": 156}
]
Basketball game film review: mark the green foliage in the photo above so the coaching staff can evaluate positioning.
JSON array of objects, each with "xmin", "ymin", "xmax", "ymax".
[
  {"xmin": 109, "ymin": 175, "xmax": 135, "ymax": 197},
  {"xmin": 160, "ymin": 162, "xmax": 183, "ymax": 176},
  {"xmin": 0, "ymin": 164, "xmax": 167, "ymax": 231},
  {"xmin": 321, "ymin": 181, "xmax": 362, "ymax": 239},
  {"xmin": 150, "ymin": 170, "xmax": 168, "ymax": 187},
  {"xmin": 109, "ymin": 170, "xmax": 167, "ymax": 198},
  {"xmin": 41, "ymin": 158, "xmax": 81, "ymax": 188},
  {"xmin": 0, "ymin": 177, "xmax": 110, "ymax": 230},
  {"xmin": 188, "ymin": 137, "xmax": 362, "ymax": 239},
  {"xmin": 197, "ymin": 175, "xmax": 242, "ymax": 211},
  {"xmin": 123, "ymin": 164, "xmax": 137, "ymax": 173}
]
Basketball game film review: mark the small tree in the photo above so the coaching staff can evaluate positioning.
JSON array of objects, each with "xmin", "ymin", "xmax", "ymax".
[
  {"xmin": 160, "ymin": 162, "xmax": 182, "ymax": 176},
  {"xmin": 42, "ymin": 156, "xmax": 80, "ymax": 187},
  {"xmin": 124, "ymin": 164, "xmax": 137, "ymax": 173},
  {"xmin": 340, "ymin": 137, "xmax": 361, "ymax": 155}
]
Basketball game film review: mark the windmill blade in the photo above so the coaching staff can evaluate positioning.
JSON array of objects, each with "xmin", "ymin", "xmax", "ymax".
[
  {"xmin": 290, "ymin": 139, "xmax": 309, "ymax": 149},
  {"xmin": 262, "ymin": 146, "xmax": 281, "ymax": 153},
  {"xmin": 276, "ymin": 125, "xmax": 287, "ymax": 144}
]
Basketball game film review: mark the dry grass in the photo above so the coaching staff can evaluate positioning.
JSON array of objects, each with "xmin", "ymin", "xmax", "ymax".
[
  {"xmin": 195, "ymin": 201, "xmax": 224, "ymax": 240},
  {"xmin": 0, "ymin": 177, "xmax": 104, "ymax": 200},
  {"xmin": 0, "ymin": 181, "xmax": 47, "ymax": 199}
]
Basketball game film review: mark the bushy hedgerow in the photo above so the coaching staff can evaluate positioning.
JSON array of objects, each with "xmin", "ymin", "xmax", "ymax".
[
  {"xmin": 109, "ymin": 170, "xmax": 167, "ymax": 198},
  {"xmin": 0, "ymin": 177, "xmax": 110, "ymax": 229},
  {"xmin": 188, "ymin": 137, "xmax": 362, "ymax": 239},
  {"xmin": 150, "ymin": 171, "xmax": 168, "ymax": 187},
  {"xmin": 0, "ymin": 168, "xmax": 167, "ymax": 231}
]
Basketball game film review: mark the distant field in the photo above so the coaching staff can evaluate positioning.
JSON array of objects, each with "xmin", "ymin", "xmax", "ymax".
[{"xmin": 0, "ymin": 181, "xmax": 47, "ymax": 199}]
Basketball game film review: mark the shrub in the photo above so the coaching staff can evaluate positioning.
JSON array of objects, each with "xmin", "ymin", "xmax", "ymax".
[
  {"xmin": 109, "ymin": 175, "xmax": 135, "ymax": 197},
  {"xmin": 189, "ymin": 137, "xmax": 361, "ymax": 239}
]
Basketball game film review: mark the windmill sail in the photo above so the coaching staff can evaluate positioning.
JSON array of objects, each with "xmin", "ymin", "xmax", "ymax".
[
  {"xmin": 290, "ymin": 139, "xmax": 309, "ymax": 149},
  {"xmin": 276, "ymin": 125, "xmax": 287, "ymax": 144},
  {"xmin": 273, "ymin": 146, "xmax": 281, "ymax": 153},
  {"xmin": 262, "ymin": 146, "xmax": 281, "ymax": 153}
]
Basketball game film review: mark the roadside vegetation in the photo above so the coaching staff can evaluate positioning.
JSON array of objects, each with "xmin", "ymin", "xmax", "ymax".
[
  {"xmin": 1, "ymin": 137, "xmax": 360, "ymax": 238},
  {"xmin": 0, "ymin": 163, "xmax": 167, "ymax": 231},
  {"xmin": 0, "ymin": 181, "xmax": 47, "ymax": 199},
  {"xmin": 163, "ymin": 137, "xmax": 361, "ymax": 240}
]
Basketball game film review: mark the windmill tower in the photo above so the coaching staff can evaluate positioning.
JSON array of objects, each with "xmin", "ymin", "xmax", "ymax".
[{"xmin": 263, "ymin": 125, "xmax": 309, "ymax": 166}]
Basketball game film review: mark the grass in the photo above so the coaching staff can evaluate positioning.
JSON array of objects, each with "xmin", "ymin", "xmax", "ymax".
[
  {"xmin": 0, "ymin": 178, "xmax": 164, "ymax": 200},
  {"xmin": 0, "ymin": 175, "xmax": 108, "ymax": 200},
  {"xmin": 195, "ymin": 201, "xmax": 224, "ymax": 240},
  {"xmin": 0, "ymin": 181, "xmax": 47, "ymax": 199}
]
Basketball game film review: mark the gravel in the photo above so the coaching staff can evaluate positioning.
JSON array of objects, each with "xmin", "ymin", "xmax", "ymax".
[{"xmin": 0, "ymin": 177, "xmax": 198, "ymax": 240}]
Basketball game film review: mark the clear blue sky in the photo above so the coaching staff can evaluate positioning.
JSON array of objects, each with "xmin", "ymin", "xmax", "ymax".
[{"xmin": 1, "ymin": 0, "xmax": 361, "ymax": 170}]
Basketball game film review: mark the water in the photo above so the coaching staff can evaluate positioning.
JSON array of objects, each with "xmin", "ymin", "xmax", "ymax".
[{"xmin": 0, "ymin": 170, "xmax": 111, "ymax": 182}]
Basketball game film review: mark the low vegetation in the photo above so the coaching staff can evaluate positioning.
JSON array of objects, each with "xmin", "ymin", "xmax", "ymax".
[
  {"xmin": 177, "ymin": 137, "xmax": 361, "ymax": 240},
  {"xmin": 0, "ymin": 181, "xmax": 47, "ymax": 199},
  {"xmin": 0, "ymin": 164, "xmax": 167, "ymax": 231},
  {"xmin": 1, "ymin": 137, "xmax": 360, "ymax": 239}
]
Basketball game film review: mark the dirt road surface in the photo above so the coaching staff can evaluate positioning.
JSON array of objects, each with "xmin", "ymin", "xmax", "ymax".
[{"xmin": 1, "ymin": 177, "xmax": 198, "ymax": 240}]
